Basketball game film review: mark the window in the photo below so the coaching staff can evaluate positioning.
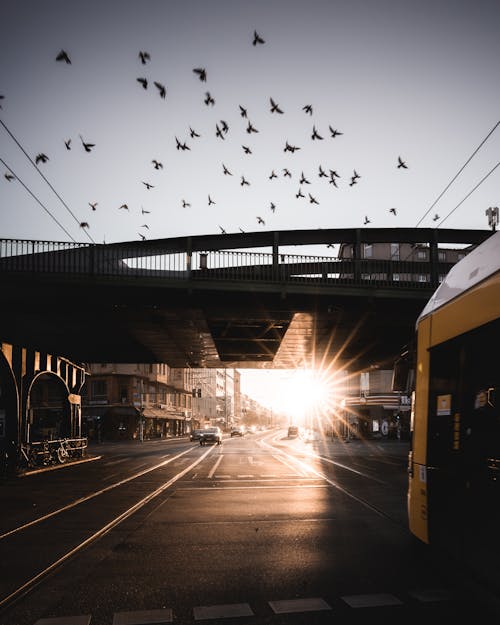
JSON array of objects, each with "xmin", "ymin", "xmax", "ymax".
[
  {"xmin": 438, "ymin": 251, "xmax": 446, "ymax": 262},
  {"xmin": 390, "ymin": 243, "xmax": 400, "ymax": 260},
  {"xmin": 363, "ymin": 244, "xmax": 373, "ymax": 258},
  {"xmin": 91, "ymin": 380, "xmax": 107, "ymax": 399},
  {"xmin": 417, "ymin": 250, "xmax": 427, "ymax": 260}
]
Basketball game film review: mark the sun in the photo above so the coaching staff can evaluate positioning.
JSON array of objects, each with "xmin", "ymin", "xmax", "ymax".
[{"xmin": 277, "ymin": 368, "xmax": 334, "ymax": 425}]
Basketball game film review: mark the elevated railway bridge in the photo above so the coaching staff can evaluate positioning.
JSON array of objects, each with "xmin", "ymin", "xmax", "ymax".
[{"xmin": 0, "ymin": 227, "xmax": 492, "ymax": 471}]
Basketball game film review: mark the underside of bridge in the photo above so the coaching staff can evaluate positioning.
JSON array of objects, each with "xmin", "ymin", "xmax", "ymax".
[{"xmin": 0, "ymin": 277, "xmax": 426, "ymax": 371}]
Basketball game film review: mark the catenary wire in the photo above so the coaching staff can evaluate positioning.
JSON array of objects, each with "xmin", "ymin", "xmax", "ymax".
[
  {"xmin": 415, "ymin": 119, "xmax": 500, "ymax": 228},
  {"xmin": 0, "ymin": 119, "xmax": 95, "ymax": 243}
]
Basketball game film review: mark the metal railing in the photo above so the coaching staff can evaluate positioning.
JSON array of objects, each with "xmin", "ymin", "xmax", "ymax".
[{"xmin": 0, "ymin": 238, "xmax": 453, "ymax": 289}]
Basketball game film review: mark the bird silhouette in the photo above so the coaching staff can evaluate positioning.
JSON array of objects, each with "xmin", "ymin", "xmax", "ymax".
[
  {"xmin": 137, "ymin": 77, "xmax": 148, "ymax": 89},
  {"xmin": 242, "ymin": 145, "xmax": 252, "ymax": 154},
  {"xmin": 364, "ymin": 216, "xmax": 371, "ymax": 225},
  {"xmin": 222, "ymin": 163, "xmax": 232, "ymax": 175},
  {"xmin": 220, "ymin": 120, "xmax": 229, "ymax": 134},
  {"xmin": 269, "ymin": 170, "xmax": 278, "ymax": 180},
  {"xmin": 154, "ymin": 81, "xmax": 166, "ymax": 98},
  {"xmin": 270, "ymin": 202, "xmax": 276, "ymax": 212},
  {"xmin": 4, "ymin": 172, "xmax": 15, "ymax": 181},
  {"xmin": 239, "ymin": 228, "xmax": 245, "ymax": 233},
  {"xmin": 0, "ymin": 95, "xmax": 4, "ymax": 109},
  {"xmin": 239, "ymin": 105, "xmax": 248, "ymax": 118},
  {"xmin": 397, "ymin": 156, "xmax": 408, "ymax": 169},
  {"xmin": 189, "ymin": 127, "xmax": 200, "ymax": 138},
  {"xmin": 299, "ymin": 172, "xmax": 310, "ymax": 184},
  {"xmin": 246, "ymin": 121, "xmax": 258, "ymax": 134},
  {"xmin": 257, "ymin": 216, "xmax": 265, "ymax": 225},
  {"xmin": 433, "ymin": 214, "xmax": 439, "ymax": 221},
  {"xmin": 142, "ymin": 181, "xmax": 154, "ymax": 189},
  {"xmin": 79, "ymin": 135, "xmax": 95, "ymax": 153},
  {"xmin": 138, "ymin": 232, "xmax": 146, "ymax": 240},
  {"xmin": 241, "ymin": 176, "xmax": 250, "ymax": 186},
  {"xmin": 283, "ymin": 168, "xmax": 292, "ymax": 177},
  {"xmin": 389, "ymin": 207, "xmax": 397, "ymax": 215},
  {"xmin": 353, "ymin": 169, "xmax": 361, "ymax": 179},
  {"xmin": 349, "ymin": 179, "xmax": 358, "ymax": 187},
  {"xmin": 329, "ymin": 169, "xmax": 340, "ymax": 179},
  {"xmin": 270, "ymin": 97, "xmax": 284, "ymax": 114},
  {"xmin": 219, "ymin": 225, "xmax": 227, "ymax": 234},
  {"xmin": 193, "ymin": 67, "xmax": 207, "ymax": 82},
  {"xmin": 152, "ymin": 159, "xmax": 163, "ymax": 169},
  {"xmin": 118, "ymin": 204, "xmax": 128, "ymax": 210},
  {"xmin": 311, "ymin": 126, "xmax": 323, "ymax": 140},
  {"xmin": 89, "ymin": 202, "xmax": 98, "ymax": 211},
  {"xmin": 296, "ymin": 187, "xmax": 305, "ymax": 198},
  {"xmin": 80, "ymin": 222, "xmax": 89, "ymax": 229},
  {"xmin": 215, "ymin": 123, "xmax": 225, "ymax": 140},
  {"xmin": 141, "ymin": 224, "xmax": 149, "ymax": 229},
  {"xmin": 308, "ymin": 193, "xmax": 319, "ymax": 204},
  {"xmin": 64, "ymin": 139, "xmax": 71, "ymax": 150},
  {"xmin": 139, "ymin": 51, "xmax": 151, "ymax": 64},
  {"xmin": 182, "ymin": 199, "xmax": 191, "ymax": 208},
  {"xmin": 329, "ymin": 126, "xmax": 343, "ymax": 138},
  {"xmin": 329, "ymin": 177, "xmax": 338, "ymax": 187},
  {"xmin": 302, "ymin": 104, "xmax": 313, "ymax": 115},
  {"xmin": 284, "ymin": 141, "xmax": 300, "ymax": 153},
  {"xmin": 141, "ymin": 207, "xmax": 150, "ymax": 214},
  {"xmin": 175, "ymin": 137, "xmax": 190, "ymax": 151},
  {"xmin": 35, "ymin": 153, "xmax": 48, "ymax": 164},
  {"xmin": 204, "ymin": 91, "xmax": 215, "ymax": 106},
  {"xmin": 318, "ymin": 165, "xmax": 327, "ymax": 178},
  {"xmin": 252, "ymin": 30, "xmax": 265, "ymax": 45},
  {"xmin": 208, "ymin": 195, "xmax": 216, "ymax": 206},
  {"xmin": 56, "ymin": 49, "xmax": 71, "ymax": 64}
]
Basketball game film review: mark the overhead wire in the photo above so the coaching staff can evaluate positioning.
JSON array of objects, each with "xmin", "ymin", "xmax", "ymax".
[{"xmin": 0, "ymin": 119, "xmax": 95, "ymax": 244}]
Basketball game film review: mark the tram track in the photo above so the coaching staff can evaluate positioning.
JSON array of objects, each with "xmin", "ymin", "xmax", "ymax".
[{"xmin": 0, "ymin": 444, "xmax": 217, "ymax": 612}]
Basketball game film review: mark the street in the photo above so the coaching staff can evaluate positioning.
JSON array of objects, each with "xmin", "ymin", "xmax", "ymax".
[{"xmin": 0, "ymin": 430, "xmax": 498, "ymax": 625}]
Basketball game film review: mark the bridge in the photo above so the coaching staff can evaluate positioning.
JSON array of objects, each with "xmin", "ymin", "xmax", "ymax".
[{"xmin": 0, "ymin": 227, "xmax": 492, "ymax": 370}]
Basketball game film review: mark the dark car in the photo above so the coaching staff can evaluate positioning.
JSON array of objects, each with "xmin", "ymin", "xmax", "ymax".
[
  {"xmin": 190, "ymin": 429, "xmax": 205, "ymax": 442},
  {"xmin": 230, "ymin": 426, "xmax": 245, "ymax": 437},
  {"xmin": 199, "ymin": 427, "xmax": 222, "ymax": 445}
]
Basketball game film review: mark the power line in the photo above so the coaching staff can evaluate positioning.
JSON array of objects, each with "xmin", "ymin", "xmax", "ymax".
[
  {"xmin": 415, "ymin": 120, "xmax": 500, "ymax": 227},
  {"xmin": 437, "ymin": 160, "xmax": 500, "ymax": 228},
  {"xmin": 0, "ymin": 119, "xmax": 95, "ymax": 243},
  {"xmin": 0, "ymin": 157, "xmax": 77, "ymax": 242}
]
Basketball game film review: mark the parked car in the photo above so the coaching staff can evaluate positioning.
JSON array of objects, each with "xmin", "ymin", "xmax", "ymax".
[
  {"xmin": 230, "ymin": 426, "xmax": 245, "ymax": 437},
  {"xmin": 190, "ymin": 429, "xmax": 205, "ymax": 442},
  {"xmin": 199, "ymin": 427, "xmax": 222, "ymax": 445}
]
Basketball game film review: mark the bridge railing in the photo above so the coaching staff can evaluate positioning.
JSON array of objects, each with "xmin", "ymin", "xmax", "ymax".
[{"xmin": 0, "ymin": 239, "xmax": 451, "ymax": 289}]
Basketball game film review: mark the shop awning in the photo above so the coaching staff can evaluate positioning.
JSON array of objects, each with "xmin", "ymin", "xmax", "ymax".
[{"xmin": 142, "ymin": 408, "xmax": 185, "ymax": 420}]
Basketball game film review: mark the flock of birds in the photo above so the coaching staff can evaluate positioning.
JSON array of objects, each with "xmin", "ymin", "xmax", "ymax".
[{"xmin": 1, "ymin": 30, "xmax": 440, "ymax": 243}]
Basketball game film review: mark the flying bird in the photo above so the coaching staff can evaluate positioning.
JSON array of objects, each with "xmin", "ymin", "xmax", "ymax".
[
  {"xmin": 204, "ymin": 91, "xmax": 215, "ymax": 106},
  {"xmin": 142, "ymin": 181, "xmax": 154, "ymax": 189},
  {"xmin": 0, "ymin": 95, "xmax": 5, "ymax": 109},
  {"xmin": 241, "ymin": 176, "xmax": 250, "ymax": 186},
  {"xmin": 89, "ymin": 202, "xmax": 98, "ymax": 211},
  {"xmin": 269, "ymin": 170, "xmax": 278, "ymax": 180},
  {"xmin": 242, "ymin": 145, "xmax": 252, "ymax": 154},
  {"xmin": 299, "ymin": 172, "xmax": 310, "ymax": 184},
  {"xmin": 64, "ymin": 138, "xmax": 71, "ymax": 150},
  {"xmin": 318, "ymin": 165, "xmax": 327, "ymax": 178},
  {"xmin": 56, "ymin": 49, "xmax": 71, "ymax": 64},
  {"xmin": 79, "ymin": 135, "xmax": 95, "ymax": 152},
  {"xmin": 389, "ymin": 207, "xmax": 397, "ymax": 215},
  {"xmin": 397, "ymin": 156, "xmax": 408, "ymax": 169},
  {"xmin": 208, "ymin": 195, "xmax": 216, "ymax": 206},
  {"xmin": 246, "ymin": 121, "xmax": 258, "ymax": 134},
  {"xmin": 35, "ymin": 153, "xmax": 48, "ymax": 164},
  {"xmin": 189, "ymin": 127, "xmax": 200, "ymax": 138},
  {"xmin": 433, "ymin": 214, "xmax": 439, "ymax": 221},
  {"xmin": 80, "ymin": 222, "xmax": 89, "ymax": 229},
  {"xmin": 284, "ymin": 141, "xmax": 300, "ymax": 153},
  {"xmin": 141, "ymin": 224, "xmax": 149, "ymax": 229},
  {"xmin": 270, "ymin": 202, "xmax": 276, "ymax": 212},
  {"xmin": 329, "ymin": 176, "xmax": 338, "ymax": 187},
  {"xmin": 4, "ymin": 172, "xmax": 15, "ymax": 181},
  {"xmin": 215, "ymin": 123, "xmax": 225, "ymax": 139},
  {"xmin": 364, "ymin": 216, "xmax": 371, "ymax": 225},
  {"xmin": 296, "ymin": 187, "xmax": 305, "ymax": 198},
  {"xmin": 175, "ymin": 137, "xmax": 190, "ymax": 151},
  {"xmin": 329, "ymin": 169, "xmax": 340, "ymax": 178},
  {"xmin": 220, "ymin": 120, "xmax": 229, "ymax": 134},
  {"xmin": 252, "ymin": 30, "xmax": 265, "ymax": 45},
  {"xmin": 138, "ymin": 51, "xmax": 151, "ymax": 64},
  {"xmin": 222, "ymin": 163, "xmax": 232, "ymax": 175},
  {"xmin": 270, "ymin": 97, "xmax": 284, "ymax": 114},
  {"xmin": 118, "ymin": 204, "xmax": 128, "ymax": 210},
  {"xmin": 302, "ymin": 104, "xmax": 313, "ymax": 115},
  {"xmin": 141, "ymin": 207, "xmax": 150, "ymax": 214},
  {"xmin": 193, "ymin": 67, "xmax": 207, "ymax": 82},
  {"xmin": 239, "ymin": 105, "xmax": 248, "ymax": 118},
  {"xmin": 137, "ymin": 77, "xmax": 148, "ymax": 89},
  {"xmin": 283, "ymin": 168, "xmax": 291, "ymax": 177},
  {"xmin": 138, "ymin": 233, "xmax": 146, "ymax": 240},
  {"xmin": 311, "ymin": 126, "xmax": 323, "ymax": 140},
  {"xmin": 182, "ymin": 199, "xmax": 191, "ymax": 208},
  {"xmin": 257, "ymin": 216, "xmax": 265, "ymax": 225},
  {"xmin": 219, "ymin": 225, "xmax": 227, "ymax": 234},
  {"xmin": 308, "ymin": 193, "xmax": 319, "ymax": 204},
  {"xmin": 154, "ymin": 81, "xmax": 166, "ymax": 98},
  {"xmin": 152, "ymin": 159, "xmax": 163, "ymax": 169},
  {"xmin": 329, "ymin": 126, "xmax": 343, "ymax": 138}
]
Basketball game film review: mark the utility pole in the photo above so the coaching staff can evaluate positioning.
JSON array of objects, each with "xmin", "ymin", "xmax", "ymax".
[{"xmin": 486, "ymin": 206, "xmax": 498, "ymax": 231}]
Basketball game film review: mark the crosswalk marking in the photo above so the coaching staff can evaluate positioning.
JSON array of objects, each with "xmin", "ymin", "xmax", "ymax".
[
  {"xmin": 112, "ymin": 608, "xmax": 173, "ymax": 624},
  {"xmin": 35, "ymin": 617, "xmax": 91, "ymax": 625},
  {"xmin": 193, "ymin": 603, "xmax": 254, "ymax": 620},
  {"xmin": 269, "ymin": 597, "xmax": 332, "ymax": 614},
  {"xmin": 341, "ymin": 593, "xmax": 403, "ymax": 608}
]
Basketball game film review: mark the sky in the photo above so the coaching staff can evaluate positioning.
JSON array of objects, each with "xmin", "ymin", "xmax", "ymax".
[{"xmin": 2, "ymin": 0, "xmax": 499, "ymax": 405}]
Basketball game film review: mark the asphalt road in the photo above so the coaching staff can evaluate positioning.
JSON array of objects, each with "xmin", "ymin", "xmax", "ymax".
[{"xmin": 1, "ymin": 430, "xmax": 498, "ymax": 625}]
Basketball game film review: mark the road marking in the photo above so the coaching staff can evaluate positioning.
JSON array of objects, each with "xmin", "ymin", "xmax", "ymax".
[
  {"xmin": 106, "ymin": 458, "xmax": 128, "ymax": 466},
  {"xmin": 341, "ymin": 593, "xmax": 403, "ymax": 608},
  {"xmin": 113, "ymin": 608, "xmax": 173, "ymax": 624},
  {"xmin": 269, "ymin": 598, "xmax": 332, "ymax": 613},
  {"xmin": 409, "ymin": 588, "xmax": 454, "ymax": 602},
  {"xmin": 237, "ymin": 474, "xmax": 254, "ymax": 478},
  {"xmin": 208, "ymin": 455, "xmax": 223, "ymax": 478},
  {"xmin": 273, "ymin": 454, "xmax": 307, "ymax": 476},
  {"xmin": 193, "ymin": 603, "xmax": 254, "ymax": 620}
]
